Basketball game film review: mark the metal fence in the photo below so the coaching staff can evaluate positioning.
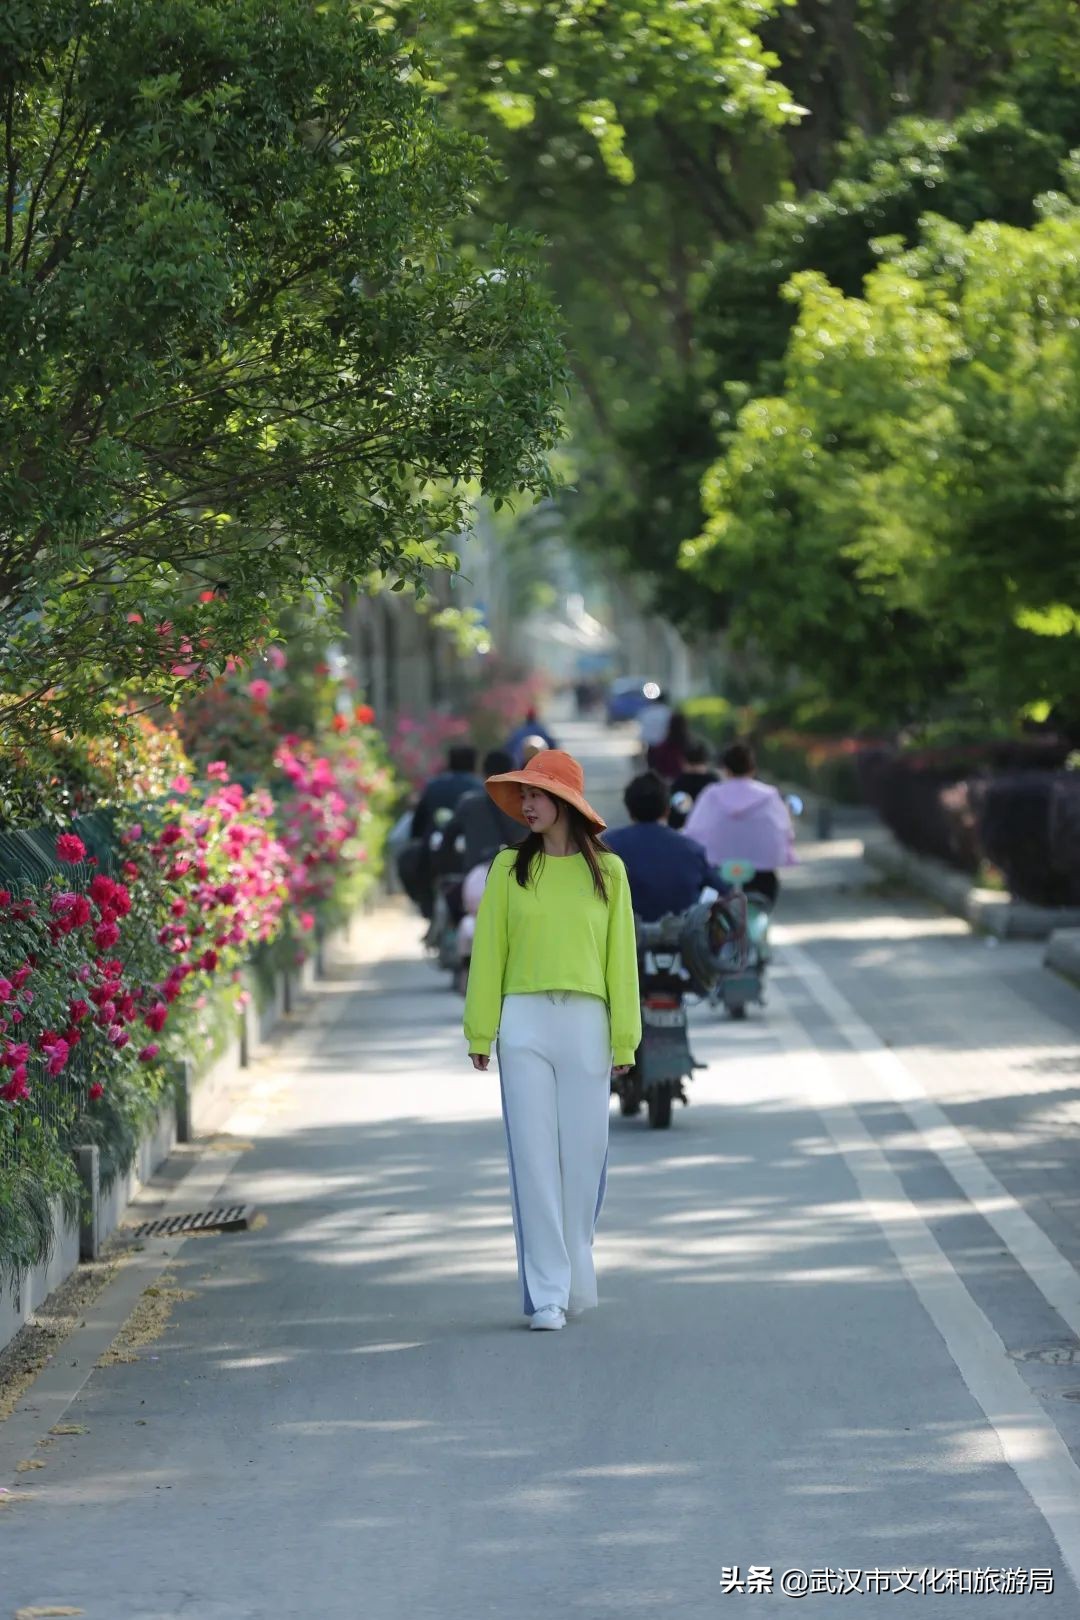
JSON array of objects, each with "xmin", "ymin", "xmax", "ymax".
[{"xmin": 0, "ymin": 811, "xmax": 122, "ymax": 1172}]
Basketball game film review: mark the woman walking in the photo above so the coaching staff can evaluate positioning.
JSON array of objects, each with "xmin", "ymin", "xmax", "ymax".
[{"xmin": 463, "ymin": 750, "xmax": 641, "ymax": 1330}]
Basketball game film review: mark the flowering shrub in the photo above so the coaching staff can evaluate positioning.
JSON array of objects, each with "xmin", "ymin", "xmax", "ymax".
[
  {"xmin": 1, "ymin": 669, "xmax": 393, "ymax": 1286},
  {"xmin": 0, "ymin": 779, "xmax": 288, "ymax": 1134},
  {"xmin": 275, "ymin": 725, "xmax": 395, "ymax": 950},
  {"xmin": 0, "ymin": 706, "xmax": 194, "ymax": 827},
  {"xmin": 176, "ymin": 613, "xmax": 370, "ymax": 777},
  {"xmin": 175, "ymin": 675, "xmax": 280, "ymax": 777},
  {"xmin": 466, "ymin": 674, "xmax": 550, "ymax": 753},
  {"xmin": 386, "ymin": 712, "xmax": 470, "ymax": 792}
]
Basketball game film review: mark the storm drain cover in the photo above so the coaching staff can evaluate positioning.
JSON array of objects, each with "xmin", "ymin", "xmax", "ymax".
[
  {"xmin": 130, "ymin": 1204, "xmax": 256, "ymax": 1240},
  {"xmin": 1007, "ymin": 1341, "xmax": 1080, "ymax": 1365}
]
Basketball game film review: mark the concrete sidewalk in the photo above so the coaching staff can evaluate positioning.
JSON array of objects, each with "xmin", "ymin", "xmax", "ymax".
[{"xmin": 3, "ymin": 779, "xmax": 1080, "ymax": 1616}]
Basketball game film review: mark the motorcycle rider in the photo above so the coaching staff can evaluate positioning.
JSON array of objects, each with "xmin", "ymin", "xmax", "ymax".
[
  {"xmin": 681, "ymin": 741, "xmax": 796, "ymax": 904},
  {"xmin": 440, "ymin": 749, "xmax": 524, "ymax": 876},
  {"xmin": 667, "ymin": 737, "xmax": 720, "ymax": 830},
  {"xmin": 505, "ymin": 707, "xmax": 558, "ymax": 768},
  {"xmin": 403, "ymin": 744, "xmax": 484, "ymax": 920},
  {"xmin": 605, "ymin": 771, "xmax": 727, "ymax": 922}
]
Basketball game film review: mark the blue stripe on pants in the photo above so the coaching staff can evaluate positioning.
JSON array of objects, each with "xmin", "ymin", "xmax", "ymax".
[
  {"xmin": 593, "ymin": 1146, "xmax": 608, "ymax": 1230},
  {"xmin": 499, "ymin": 1063, "xmax": 535, "ymax": 1316}
]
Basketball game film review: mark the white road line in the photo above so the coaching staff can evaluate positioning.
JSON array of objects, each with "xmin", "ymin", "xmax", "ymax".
[
  {"xmin": 767, "ymin": 973, "xmax": 1080, "ymax": 1595},
  {"xmin": 777, "ymin": 934, "xmax": 1080, "ymax": 1341}
]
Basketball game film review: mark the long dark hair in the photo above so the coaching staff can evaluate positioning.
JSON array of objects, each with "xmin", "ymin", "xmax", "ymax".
[{"xmin": 512, "ymin": 797, "xmax": 611, "ymax": 901}]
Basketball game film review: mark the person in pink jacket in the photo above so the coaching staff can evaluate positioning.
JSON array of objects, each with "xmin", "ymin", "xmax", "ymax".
[{"xmin": 681, "ymin": 741, "xmax": 797, "ymax": 904}]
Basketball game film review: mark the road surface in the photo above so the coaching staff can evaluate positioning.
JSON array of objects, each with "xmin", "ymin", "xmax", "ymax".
[{"xmin": 3, "ymin": 715, "xmax": 1080, "ymax": 1618}]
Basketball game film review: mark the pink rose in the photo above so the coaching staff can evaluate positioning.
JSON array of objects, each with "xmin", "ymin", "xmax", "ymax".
[
  {"xmin": 248, "ymin": 679, "xmax": 272, "ymax": 703},
  {"xmin": 138, "ymin": 1044, "xmax": 160, "ymax": 1063}
]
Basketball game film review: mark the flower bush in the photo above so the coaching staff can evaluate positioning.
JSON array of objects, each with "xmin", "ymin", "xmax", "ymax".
[
  {"xmin": 0, "ymin": 768, "xmax": 292, "ymax": 1274},
  {"xmin": 386, "ymin": 712, "xmax": 470, "ymax": 792},
  {"xmin": 0, "ymin": 705, "xmax": 193, "ymax": 828},
  {"xmin": 464, "ymin": 671, "xmax": 550, "ymax": 753},
  {"xmin": 1, "ymin": 621, "xmax": 396, "ymax": 1291},
  {"xmin": 275, "ymin": 720, "xmax": 395, "ymax": 948}
]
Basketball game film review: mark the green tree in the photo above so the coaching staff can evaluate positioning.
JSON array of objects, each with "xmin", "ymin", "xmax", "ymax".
[
  {"xmin": 0, "ymin": 0, "xmax": 565, "ymax": 745},
  {"xmin": 376, "ymin": 0, "xmax": 802, "ymax": 624},
  {"xmin": 684, "ymin": 197, "xmax": 1080, "ymax": 727}
]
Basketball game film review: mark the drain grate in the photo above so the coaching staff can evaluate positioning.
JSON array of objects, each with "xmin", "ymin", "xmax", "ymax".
[{"xmin": 130, "ymin": 1204, "xmax": 256, "ymax": 1240}]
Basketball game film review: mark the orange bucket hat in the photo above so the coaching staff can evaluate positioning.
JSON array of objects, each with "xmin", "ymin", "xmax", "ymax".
[{"xmin": 485, "ymin": 749, "xmax": 607, "ymax": 832}]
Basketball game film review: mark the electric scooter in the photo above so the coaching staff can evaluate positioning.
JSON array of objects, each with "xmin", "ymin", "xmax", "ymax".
[{"xmin": 708, "ymin": 794, "xmax": 803, "ymax": 1019}]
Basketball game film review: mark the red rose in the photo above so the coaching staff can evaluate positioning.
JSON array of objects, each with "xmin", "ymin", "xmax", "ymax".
[
  {"xmin": 1, "ymin": 1069, "xmax": 30, "ymax": 1103},
  {"xmin": 88, "ymin": 1081, "xmax": 105, "ymax": 1102},
  {"xmin": 144, "ymin": 1002, "xmax": 169, "ymax": 1033},
  {"xmin": 56, "ymin": 833, "xmax": 88, "ymax": 863}
]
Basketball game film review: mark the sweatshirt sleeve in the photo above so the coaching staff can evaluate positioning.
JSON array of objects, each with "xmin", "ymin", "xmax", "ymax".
[
  {"xmin": 767, "ymin": 788, "xmax": 799, "ymax": 866},
  {"xmin": 605, "ymin": 859, "xmax": 642, "ymax": 1066},
  {"xmin": 463, "ymin": 854, "xmax": 510, "ymax": 1056}
]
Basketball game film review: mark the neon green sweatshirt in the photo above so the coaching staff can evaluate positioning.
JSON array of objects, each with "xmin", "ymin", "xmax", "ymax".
[{"xmin": 463, "ymin": 848, "xmax": 642, "ymax": 1066}]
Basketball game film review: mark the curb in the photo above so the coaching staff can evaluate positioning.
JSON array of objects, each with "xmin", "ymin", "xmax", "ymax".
[
  {"xmin": 1045, "ymin": 928, "xmax": 1080, "ymax": 985},
  {"xmin": 863, "ymin": 833, "xmax": 1080, "ymax": 941}
]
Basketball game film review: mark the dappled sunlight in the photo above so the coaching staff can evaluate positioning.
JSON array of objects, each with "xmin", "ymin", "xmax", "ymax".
[{"xmin": 11, "ymin": 811, "xmax": 1079, "ymax": 1618}]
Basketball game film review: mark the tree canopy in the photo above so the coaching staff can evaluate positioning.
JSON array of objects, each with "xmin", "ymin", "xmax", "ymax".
[
  {"xmin": 400, "ymin": 0, "xmax": 1080, "ymax": 729},
  {"xmin": 0, "ymin": 0, "xmax": 565, "ymax": 744}
]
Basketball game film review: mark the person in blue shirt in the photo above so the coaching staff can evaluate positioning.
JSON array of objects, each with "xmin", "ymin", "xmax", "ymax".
[
  {"xmin": 505, "ymin": 707, "xmax": 558, "ymax": 767},
  {"xmin": 605, "ymin": 772, "xmax": 727, "ymax": 922}
]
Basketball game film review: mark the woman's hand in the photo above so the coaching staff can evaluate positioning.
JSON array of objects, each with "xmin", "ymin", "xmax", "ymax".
[
  {"xmin": 470, "ymin": 1053, "xmax": 490, "ymax": 1072},
  {"xmin": 612, "ymin": 1063, "xmax": 632, "ymax": 1077}
]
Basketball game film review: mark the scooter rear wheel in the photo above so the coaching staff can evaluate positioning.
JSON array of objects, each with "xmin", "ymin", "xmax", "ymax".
[{"xmin": 647, "ymin": 1084, "xmax": 673, "ymax": 1129}]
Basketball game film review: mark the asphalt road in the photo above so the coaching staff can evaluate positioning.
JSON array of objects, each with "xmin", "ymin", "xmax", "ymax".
[{"xmin": 4, "ymin": 714, "xmax": 1080, "ymax": 1619}]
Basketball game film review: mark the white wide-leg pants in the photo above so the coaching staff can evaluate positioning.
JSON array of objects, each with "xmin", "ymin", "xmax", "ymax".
[{"xmin": 496, "ymin": 991, "xmax": 613, "ymax": 1317}]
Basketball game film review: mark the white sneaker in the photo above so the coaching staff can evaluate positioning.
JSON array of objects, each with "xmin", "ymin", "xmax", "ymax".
[{"xmin": 530, "ymin": 1305, "xmax": 566, "ymax": 1331}]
